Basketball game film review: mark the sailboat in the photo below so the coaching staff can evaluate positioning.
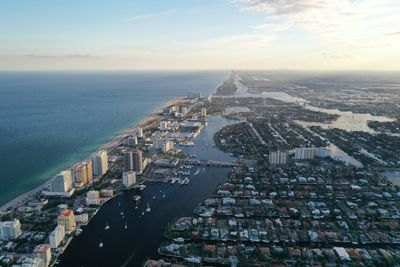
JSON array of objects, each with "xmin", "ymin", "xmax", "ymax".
[
  {"xmin": 146, "ymin": 202, "xmax": 151, "ymax": 213},
  {"xmin": 105, "ymin": 222, "xmax": 110, "ymax": 230}
]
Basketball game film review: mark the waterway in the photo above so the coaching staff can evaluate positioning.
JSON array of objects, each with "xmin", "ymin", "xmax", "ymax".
[
  {"xmin": 234, "ymin": 77, "xmax": 394, "ymax": 133},
  {"xmin": 381, "ymin": 171, "xmax": 400, "ymax": 186},
  {"xmin": 57, "ymin": 117, "xmax": 235, "ymax": 266}
]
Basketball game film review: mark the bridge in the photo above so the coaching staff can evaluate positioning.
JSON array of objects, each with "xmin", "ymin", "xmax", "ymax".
[{"xmin": 183, "ymin": 159, "xmax": 239, "ymax": 167}]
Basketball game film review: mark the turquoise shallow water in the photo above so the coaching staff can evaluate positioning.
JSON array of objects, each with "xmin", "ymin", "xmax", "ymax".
[{"xmin": 0, "ymin": 71, "xmax": 227, "ymax": 205}]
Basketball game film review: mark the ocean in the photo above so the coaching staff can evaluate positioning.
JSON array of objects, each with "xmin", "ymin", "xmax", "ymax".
[{"xmin": 0, "ymin": 71, "xmax": 228, "ymax": 206}]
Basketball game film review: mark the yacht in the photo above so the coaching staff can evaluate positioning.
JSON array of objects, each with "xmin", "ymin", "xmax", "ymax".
[
  {"xmin": 139, "ymin": 185, "xmax": 146, "ymax": 191},
  {"xmin": 146, "ymin": 203, "xmax": 151, "ymax": 213}
]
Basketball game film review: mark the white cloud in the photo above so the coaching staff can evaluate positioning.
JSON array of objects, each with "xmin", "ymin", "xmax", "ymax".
[
  {"xmin": 253, "ymin": 23, "xmax": 290, "ymax": 32},
  {"xmin": 125, "ymin": 8, "xmax": 176, "ymax": 22}
]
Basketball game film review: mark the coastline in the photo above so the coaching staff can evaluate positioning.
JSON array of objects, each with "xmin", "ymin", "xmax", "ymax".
[{"xmin": 0, "ymin": 97, "xmax": 184, "ymax": 213}]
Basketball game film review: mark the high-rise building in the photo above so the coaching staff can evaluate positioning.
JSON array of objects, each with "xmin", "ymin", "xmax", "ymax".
[
  {"xmin": 49, "ymin": 225, "xmax": 65, "ymax": 249},
  {"xmin": 136, "ymin": 128, "xmax": 143, "ymax": 138},
  {"xmin": 122, "ymin": 171, "xmax": 136, "ymax": 188},
  {"xmin": 132, "ymin": 150, "xmax": 143, "ymax": 174},
  {"xmin": 159, "ymin": 121, "xmax": 170, "ymax": 131},
  {"xmin": 127, "ymin": 136, "xmax": 138, "ymax": 147},
  {"xmin": 52, "ymin": 170, "xmax": 72, "ymax": 193},
  {"xmin": 294, "ymin": 147, "xmax": 315, "ymax": 160},
  {"xmin": 315, "ymin": 147, "xmax": 332, "ymax": 158},
  {"xmin": 86, "ymin": 160, "xmax": 93, "ymax": 183},
  {"xmin": 0, "ymin": 219, "xmax": 22, "ymax": 240},
  {"xmin": 162, "ymin": 140, "xmax": 174, "ymax": 153},
  {"xmin": 269, "ymin": 151, "xmax": 288, "ymax": 165},
  {"xmin": 75, "ymin": 160, "xmax": 93, "ymax": 187},
  {"xmin": 33, "ymin": 244, "xmax": 51, "ymax": 267},
  {"xmin": 180, "ymin": 107, "xmax": 188, "ymax": 114},
  {"xmin": 57, "ymin": 209, "xmax": 76, "ymax": 234},
  {"xmin": 86, "ymin": 190, "xmax": 100, "ymax": 206},
  {"xmin": 124, "ymin": 149, "xmax": 143, "ymax": 174},
  {"xmin": 93, "ymin": 150, "xmax": 108, "ymax": 177}
]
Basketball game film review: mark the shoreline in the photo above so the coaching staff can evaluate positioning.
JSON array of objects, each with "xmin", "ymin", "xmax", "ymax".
[{"xmin": 0, "ymin": 97, "xmax": 184, "ymax": 213}]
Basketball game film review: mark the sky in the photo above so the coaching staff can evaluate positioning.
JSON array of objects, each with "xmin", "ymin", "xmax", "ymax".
[{"xmin": 0, "ymin": 0, "xmax": 399, "ymax": 70}]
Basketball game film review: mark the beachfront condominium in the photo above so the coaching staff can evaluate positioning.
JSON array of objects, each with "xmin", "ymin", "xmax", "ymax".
[
  {"xmin": 86, "ymin": 190, "xmax": 101, "ymax": 206},
  {"xmin": 57, "ymin": 209, "xmax": 76, "ymax": 234},
  {"xmin": 34, "ymin": 244, "xmax": 52, "ymax": 267},
  {"xmin": 124, "ymin": 149, "xmax": 143, "ymax": 174},
  {"xmin": 75, "ymin": 160, "xmax": 93, "ymax": 187},
  {"xmin": 0, "ymin": 219, "xmax": 22, "ymax": 240},
  {"xmin": 136, "ymin": 128, "xmax": 143, "ymax": 138},
  {"xmin": 52, "ymin": 170, "xmax": 72, "ymax": 193},
  {"xmin": 49, "ymin": 225, "xmax": 65, "ymax": 249},
  {"xmin": 122, "ymin": 171, "xmax": 136, "ymax": 188},
  {"xmin": 93, "ymin": 150, "xmax": 108, "ymax": 177}
]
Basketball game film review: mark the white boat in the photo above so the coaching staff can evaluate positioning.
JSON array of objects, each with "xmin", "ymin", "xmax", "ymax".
[
  {"xmin": 75, "ymin": 229, "xmax": 83, "ymax": 236},
  {"xmin": 139, "ymin": 185, "xmax": 146, "ymax": 191},
  {"xmin": 105, "ymin": 222, "xmax": 110, "ymax": 230},
  {"xmin": 99, "ymin": 241, "xmax": 104, "ymax": 248},
  {"xmin": 120, "ymin": 211, "xmax": 124, "ymax": 216},
  {"xmin": 146, "ymin": 203, "xmax": 151, "ymax": 212},
  {"xmin": 193, "ymin": 168, "xmax": 201, "ymax": 176},
  {"xmin": 162, "ymin": 193, "xmax": 166, "ymax": 198},
  {"xmin": 125, "ymin": 222, "xmax": 128, "ymax": 229},
  {"xmin": 141, "ymin": 211, "xmax": 145, "ymax": 216},
  {"xmin": 152, "ymin": 196, "xmax": 156, "ymax": 200}
]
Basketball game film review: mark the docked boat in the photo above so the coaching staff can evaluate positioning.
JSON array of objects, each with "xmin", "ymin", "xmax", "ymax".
[
  {"xmin": 139, "ymin": 185, "xmax": 146, "ymax": 191},
  {"xmin": 133, "ymin": 195, "xmax": 141, "ymax": 202},
  {"xmin": 75, "ymin": 229, "xmax": 83, "ymax": 236}
]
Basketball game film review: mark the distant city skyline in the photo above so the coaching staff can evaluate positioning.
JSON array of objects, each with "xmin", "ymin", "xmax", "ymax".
[{"xmin": 1, "ymin": 0, "xmax": 399, "ymax": 70}]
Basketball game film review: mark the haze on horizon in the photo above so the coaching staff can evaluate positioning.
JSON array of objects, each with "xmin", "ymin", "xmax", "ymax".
[{"xmin": 1, "ymin": 0, "xmax": 399, "ymax": 71}]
